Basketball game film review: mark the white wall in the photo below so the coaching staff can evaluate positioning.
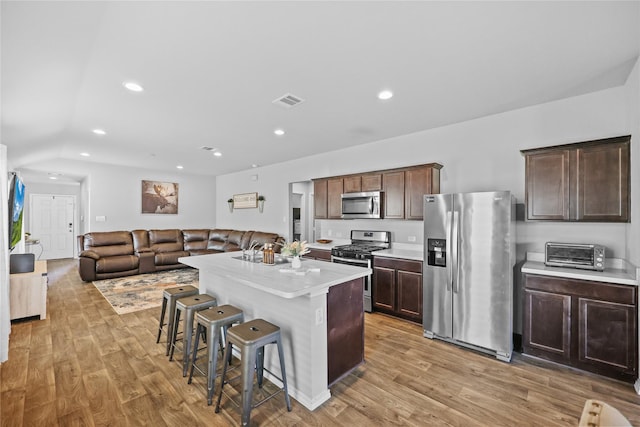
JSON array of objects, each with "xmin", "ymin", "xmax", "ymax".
[
  {"xmin": 625, "ymin": 58, "xmax": 640, "ymax": 267},
  {"xmin": 20, "ymin": 160, "xmax": 217, "ymax": 233},
  {"xmin": 217, "ymin": 84, "xmax": 633, "ymax": 259}
]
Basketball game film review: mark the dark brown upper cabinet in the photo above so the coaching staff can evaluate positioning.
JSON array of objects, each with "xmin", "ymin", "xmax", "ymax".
[
  {"xmin": 313, "ymin": 163, "xmax": 442, "ymax": 220},
  {"xmin": 522, "ymin": 135, "xmax": 630, "ymax": 222}
]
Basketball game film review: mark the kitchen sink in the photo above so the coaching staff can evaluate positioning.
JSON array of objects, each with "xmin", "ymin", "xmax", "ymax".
[{"xmin": 231, "ymin": 255, "xmax": 289, "ymax": 265}]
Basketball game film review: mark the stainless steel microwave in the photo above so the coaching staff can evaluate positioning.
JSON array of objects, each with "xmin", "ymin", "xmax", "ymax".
[
  {"xmin": 544, "ymin": 242, "xmax": 605, "ymax": 271},
  {"xmin": 341, "ymin": 191, "xmax": 383, "ymax": 219}
]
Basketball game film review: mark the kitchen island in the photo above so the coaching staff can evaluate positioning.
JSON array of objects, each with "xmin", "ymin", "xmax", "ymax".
[{"xmin": 179, "ymin": 251, "xmax": 371, "ymax": 410}]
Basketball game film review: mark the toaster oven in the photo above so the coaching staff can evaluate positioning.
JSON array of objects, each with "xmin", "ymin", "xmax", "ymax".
[{"xmin": 544, "ymin": 242, "xmax": 605, "ymax": 271}]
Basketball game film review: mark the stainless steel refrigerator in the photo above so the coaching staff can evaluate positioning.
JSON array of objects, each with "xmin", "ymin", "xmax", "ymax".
[{"xmin": 423, "ymin": 191, "xmax": 515, "ymax": 362}]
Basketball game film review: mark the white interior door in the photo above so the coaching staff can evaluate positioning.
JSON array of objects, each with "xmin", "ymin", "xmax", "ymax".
[{"xmin": 30, "ymin": 195, "xmax": 76, "ymax": 260}]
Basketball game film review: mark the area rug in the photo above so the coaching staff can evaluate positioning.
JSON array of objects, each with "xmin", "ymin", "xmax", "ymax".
[{"xmin": 93, "ymin": 269, "xmax": 199, "ymax": 315}]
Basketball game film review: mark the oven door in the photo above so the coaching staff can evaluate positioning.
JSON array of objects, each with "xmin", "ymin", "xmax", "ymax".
[{"xmin": 331, "ymin": 255, "xmax": 372, "ymax": 312}]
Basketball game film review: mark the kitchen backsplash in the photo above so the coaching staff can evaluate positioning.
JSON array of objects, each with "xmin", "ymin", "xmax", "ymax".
[{"xmin": 315, "ymin": 219, "xmax": 423, "ymax": 245}]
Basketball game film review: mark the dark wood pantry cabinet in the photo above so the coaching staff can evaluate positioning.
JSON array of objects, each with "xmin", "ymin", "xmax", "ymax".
[
  {"xmin": 521, "ymin": 135, "xmax": 630, "ymax": 222},
  {"xmin": 523, "ymin": 273, "xmax": 637, "ymax": 383}
]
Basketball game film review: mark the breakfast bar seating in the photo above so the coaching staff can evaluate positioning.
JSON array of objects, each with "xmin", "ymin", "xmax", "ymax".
[
  {"xmin": 188, "ymin": 304, "xmax": 244, "ymax": 405},
  {"xmin": 215, "ymin": 318, "xmax": 291, "ymax": 426},
  {"xmin": 169, "ymin": 293, "xmax": 218, "ymax": 376},
  {"xmin": 156, "ymin": 285, "xmax": 199, "ymax": 355}
]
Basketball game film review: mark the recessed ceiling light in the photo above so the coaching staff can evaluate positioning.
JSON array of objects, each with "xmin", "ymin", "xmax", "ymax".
[
  {"xmin": 213, "ymin": 151, "xmax": 222, "ymax": 157},
  {"xmin": 92, "ymin": 129, "xmax": 106, "ymax": 136},
  {"xmin": 80, "ymin": 152, "xmax": 90, "ymax": 157},
  {"xmin": 176, "ymin": 165, "xmax": 184, "ymax": 169},
  {"xmin": 49, "ymin": 176, "xmax": 58, "ymax": 180},
  {"xmin": 123, "ymin": 81, "xmax": 144, "ymax": 92},
  {"xmin": 377, "ymin": 90, "xmax": 393, "ymax": 100},
  {"xmin": 251, "ymin": 164, "xmax": 259, "ymax": 168},
  {"xmin": 274, "ymin": 128, "xmax": 285, "ymax": 136}
]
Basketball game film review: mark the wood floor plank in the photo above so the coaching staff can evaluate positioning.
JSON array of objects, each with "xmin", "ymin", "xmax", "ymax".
[{"xmin": 3, "ymin": 258, "xmax": 640, "ymax": 426}]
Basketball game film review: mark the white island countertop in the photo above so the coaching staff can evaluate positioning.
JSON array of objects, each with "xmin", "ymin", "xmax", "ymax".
[{"xmin": 179, "ymin": 251, "xmax": 371, "ymax": 299}]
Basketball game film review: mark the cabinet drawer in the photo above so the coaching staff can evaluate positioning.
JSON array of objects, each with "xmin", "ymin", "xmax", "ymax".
[
  {"xmin": 374, "ymin": 256, "xmax": 422, "ymax": 273},
  {"xmin": 524, "ymin": 274, "xmax": 636, "ymax": 305},
  {"xmin": 306, "ymin": 248, "xmax": 331, "ymax": 261}
]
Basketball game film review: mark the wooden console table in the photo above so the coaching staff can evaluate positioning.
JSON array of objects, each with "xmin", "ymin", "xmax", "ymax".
[{"xmin": 10, "ymin": 260, "xmax": 48, "ymax": 320}]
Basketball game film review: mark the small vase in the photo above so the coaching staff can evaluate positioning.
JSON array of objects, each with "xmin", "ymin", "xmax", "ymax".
[{"xmin": 291, "ymin": 256, "xmax": 302, "ymax": 269}]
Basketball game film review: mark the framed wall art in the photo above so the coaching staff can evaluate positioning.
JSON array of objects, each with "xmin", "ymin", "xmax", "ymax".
[
  {"xmin": 141, "ymin": 180, "xmax": 179, "ymax": 214},
  {"xmin": 232, "ymin": 192, "xmax": 258, "ymax": 209}
]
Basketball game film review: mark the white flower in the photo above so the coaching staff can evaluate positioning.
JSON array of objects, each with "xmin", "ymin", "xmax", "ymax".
[{"xmin": 280, "ymin": 240, "xmax": 310, "ymax": 257}]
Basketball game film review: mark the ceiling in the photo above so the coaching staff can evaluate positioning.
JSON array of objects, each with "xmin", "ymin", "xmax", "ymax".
[{"xmin": 2, "ymin": 1, "xmax": 639, "ymax": 184}]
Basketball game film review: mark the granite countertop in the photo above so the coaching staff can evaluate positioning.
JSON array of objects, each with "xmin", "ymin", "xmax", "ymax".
[
  {"xmin": 375, "ymin": 246, "xmax": 423, "ymax": 261},
  {"xmin": 306, "ymin": 239, "xmax": 349, "ymax": 250},
  {"xmin": 180, "ymin": 251, "xmax": 370, "ymax": 298},
  {"xmin": 521, "ymin": 253, "xmax": 638, "ymax": 287}
]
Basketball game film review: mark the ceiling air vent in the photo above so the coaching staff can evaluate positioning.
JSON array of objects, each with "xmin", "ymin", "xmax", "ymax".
[
  {"xmin": 272, "ymin": 93, "xmax": 304, "ymax": 109},
  {"xmin": 200, "ymin": 146, "xmax": 215, "ymax": 151}
]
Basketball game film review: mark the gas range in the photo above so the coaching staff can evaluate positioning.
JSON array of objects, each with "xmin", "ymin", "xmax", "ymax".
[
  {"xmin": 330, "ymin": 230, "xmax": 390, "ymax": 313},
  {"xmin": 330, "ymin": 230, "xmax": 391, "ymax": 260}
]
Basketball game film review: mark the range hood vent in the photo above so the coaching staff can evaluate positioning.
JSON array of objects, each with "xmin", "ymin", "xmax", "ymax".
[{"xmin": 272, "ymin": 93, "xmax": 304, "ymax": 108}]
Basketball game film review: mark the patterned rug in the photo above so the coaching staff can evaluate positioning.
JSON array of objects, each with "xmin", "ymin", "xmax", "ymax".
[{"xmin": 93, "ymin": 269, "xmax": 199, "ymax": 314}]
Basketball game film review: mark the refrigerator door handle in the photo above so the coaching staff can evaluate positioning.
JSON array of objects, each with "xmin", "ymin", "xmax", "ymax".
[
  {"xmin": 452, "ymin": 210, "xmax": 459, "ymax": 293},
  {"xmin": 445, "ymin": 210, "xmax": 453, "ymax": 291}
]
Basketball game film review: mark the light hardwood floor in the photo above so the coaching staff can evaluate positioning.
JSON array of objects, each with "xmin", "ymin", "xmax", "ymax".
[{"xmin": 2, "ymin": 259, "xmax": 639, "ymax": 426}]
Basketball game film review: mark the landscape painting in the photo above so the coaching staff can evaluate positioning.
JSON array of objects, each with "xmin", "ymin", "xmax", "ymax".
[{"xmin": 141, "ymin": 180, "xmax": 179, "ymax": 214}]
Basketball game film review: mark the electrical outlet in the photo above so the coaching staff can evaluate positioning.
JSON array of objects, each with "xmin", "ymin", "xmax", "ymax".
[
  {"xmin": 315, "ymin": 308, "xmax": 324, "ymax": 325},
  {"xmin": 327, "ymin": 230, "xmax": 332, "ymax": 237},
  {"xmin": 408, "ymin": 236, "xmax": 416, "ymax": 242}
]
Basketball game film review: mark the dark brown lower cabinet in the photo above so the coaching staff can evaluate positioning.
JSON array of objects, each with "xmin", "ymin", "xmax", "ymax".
[
  {"xmin": 523, "ymin": 274, "xmax": 637, "ymax": 383},
  {"xmin": 305, "ymin": 248, "xmax": 331, "ymax": 262},
  {"xmin": 373, "ymin": 257, "xmax": 423, "ymax": 323}
]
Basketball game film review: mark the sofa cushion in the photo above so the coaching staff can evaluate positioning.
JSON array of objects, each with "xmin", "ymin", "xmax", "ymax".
[
  {"xmin": 96, "ymin": 254, "xmax": 139, "ymax": 273},
  {"xmin": 227, "ymin": 230, "xmax": 244, "ymax": 247},
  {"xmin": 131, "ymin": 229, "xmax": 150, "ymax": 252},
  {"xmin": 155, "ymin": 251, "xmax": 190, "ymax": 266},
  {"xmin": 207, "ymin": 229, "xmax": 231, "ymax": 251},
  {"xmin": 82, "ymin": 231, "xmax": 135, "ymax": 257},
  {"xmin": 183, "ymin": 229, "xmax": 210, "ymax": 252},
  {"xmin": 245, "ymin": 231, "xmax": 282, "ymax": 251},
  {"xmin": 149, "ymin": 229, "xmax": 184, "ymax": 253}
]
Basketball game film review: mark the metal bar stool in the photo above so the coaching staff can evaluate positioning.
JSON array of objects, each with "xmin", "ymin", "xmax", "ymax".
[
  {"xmin": 215, "ymin": 318, "xmax": 291, "ymax": 426},
  {"xmin": 157, "ymin": 285, "xmax": 199, "ymax": 356},
  {"xmin": 169, "ymin": 293, "xmax": 217, "ymax": 376},
  {"xmin": 188, "ymin": 305, "xmax": 244, "ymax": 405}
]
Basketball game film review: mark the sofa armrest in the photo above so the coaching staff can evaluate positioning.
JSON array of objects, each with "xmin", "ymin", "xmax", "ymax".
[
  {"xmin": 79, "ymin": 250, "xmax": 100, "ymax": 260},
  {"xmin": 137, "ymin": 250, "xmax": 156, "ymax": 274}
]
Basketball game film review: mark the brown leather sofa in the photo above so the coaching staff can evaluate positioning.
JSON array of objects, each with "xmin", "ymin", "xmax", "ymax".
[{"xmin": 77, "ymin": 228, "xmax": 284, "ymax": 282}]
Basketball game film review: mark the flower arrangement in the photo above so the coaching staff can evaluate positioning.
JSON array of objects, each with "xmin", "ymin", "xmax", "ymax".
[{"xmin": 280, "ymin": 240, "xmax": 310, "ymax": 257}]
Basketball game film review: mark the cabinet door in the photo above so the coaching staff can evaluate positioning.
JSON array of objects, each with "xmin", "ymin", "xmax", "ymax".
[
  {"xmin": 361, "ymin": 174, "xmax": 382, "ymax": 192},
  {"xmin": 383, "ymin": 171, "xmax": 405, "ymax": 219},
  {"xmin": 397, "ymin": 270, "xmax": 423, "ymax": 322},
  {"xmin": 373, "ymin": 266, "xmax": 395, "ymax": 311},
  {"xmin": 525, "ymin": 150, "xmax": 570, "ymax": 220},
  {"xmin": 343, "ymin": 176, "xmax": 361, "ymax": 193},
  {"xmin": 314, "ymin": 180, "xmax": 328, "ymax": 219},
  {"xmin": 576, "ymin": 141, "xmax": 630, "ymax": 222},
  {"xmin": 327, "ymin": 178, "xmax": 344, "ymax": 219},
  {"xmin": 578, "ymin": 297, "xmax": 637, "ymax": 378},
  {"xmin": 405, "ymin": 166, "xmax": 433, "ymax": 220},
  {"xmin": 523, "ymin": 289, "xmax": 571, "ymax": 363}
]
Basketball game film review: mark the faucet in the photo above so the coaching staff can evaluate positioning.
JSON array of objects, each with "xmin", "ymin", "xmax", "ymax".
[{"xmin": 248, "ymin": 240, "xmax": 261, "ymax": 261}]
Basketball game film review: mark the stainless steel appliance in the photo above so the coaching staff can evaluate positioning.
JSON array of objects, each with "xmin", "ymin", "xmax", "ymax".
[
  {"xmin": 331, "ymin": 230, "xmax": 391, "ymax": 312},
  {"xmin": 341, "ymin": 191, "xmax": 383, "ymax": 219},
  {"xmin": 423, "ymin": 191, "xmax": 515, "ymax": 362},
  {"xmin": 545, "ymin": 242, "xmax": 605, "ymax": 271}
]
